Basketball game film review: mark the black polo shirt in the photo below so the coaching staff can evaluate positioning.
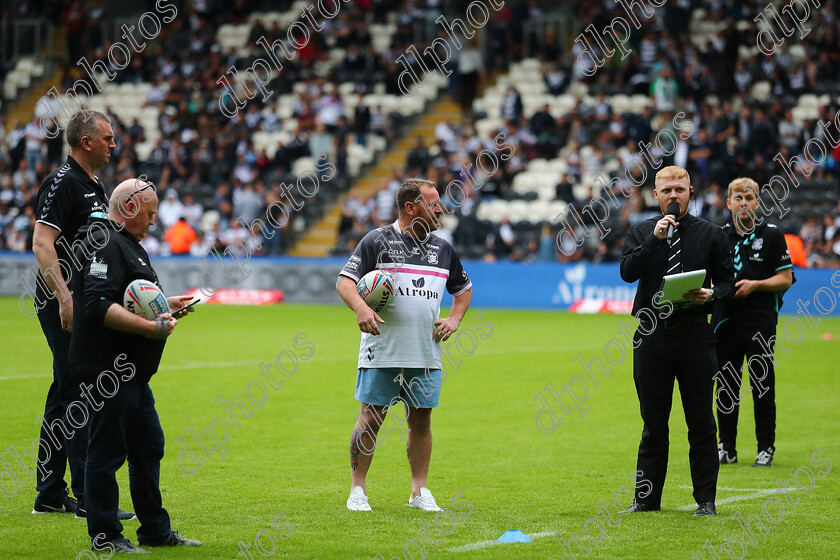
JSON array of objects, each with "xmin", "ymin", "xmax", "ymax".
[
  {"xmin": 35, "ymin": 156, "xmax": 109, "ymax": 309},
  {"xmin": 711, "ymin": 221, "xmax": 793, "ymax": 330},
  {"xmin": 68, "ymin": 216, "xmax": 166, "ymax": 385},
  {"xmin": 621, "ymin": 212, "xmax": 735, "ymax": 323}
]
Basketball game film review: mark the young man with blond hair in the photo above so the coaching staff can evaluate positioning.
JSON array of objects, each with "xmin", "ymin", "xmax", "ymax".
[
  {"xmin": 621, "ymin": 166, "xmax": 735, "ymax": 516},
  {"xmin": 712, "ymin": 177, "xmax": 793, "ymax": 467}
]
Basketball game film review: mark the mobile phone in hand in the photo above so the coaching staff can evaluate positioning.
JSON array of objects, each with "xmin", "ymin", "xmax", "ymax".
[{"xmin": 174, "ymin": 299, "xmax": 201, "ymax": 318}]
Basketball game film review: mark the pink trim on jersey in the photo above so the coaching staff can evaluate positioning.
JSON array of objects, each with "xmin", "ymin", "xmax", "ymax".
[
  {"xmin": 339, "ymin": 271, "xmax": 360, "ymax": 282},
  {"xmin": 389, "ymin": 267, "xmax": 449, "ymax": 279},
  {"xmin": 451, "ymin": 281, "xmax": 472, "ymax": 297}
]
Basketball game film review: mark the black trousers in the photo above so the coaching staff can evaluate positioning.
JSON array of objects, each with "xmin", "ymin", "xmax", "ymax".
[
  {"xmin": 633, "ymin": 322, "xmax": 719, "ymax": 506},
  {"xmin": 715, "ymin": 322, "xmax": 777, "ymax": 453},
  {"xmin": 36, "ymin": 306, "xmax": 87, "ymax": 507},
  {"xmin": 85, "ymin": 382, "xmax": 170, "ymax": 544}
]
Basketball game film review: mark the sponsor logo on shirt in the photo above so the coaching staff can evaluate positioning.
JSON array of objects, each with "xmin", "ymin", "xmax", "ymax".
[
  {"xmin": 90, "ymin": 256, "xmax": 108, "ymax": 279},
  {"xmin": 84, "ymin": 192, "xmax": 97, "ymax": 198},
  {"xmin": 396, "ymin": 285, "xmax": 440, "ymax": 299},
  {"xmin": 412, "ymin": 278, "xmax": 425, "ymax": 288},
  {"xmin": 385, "ymin": 249, "xmax": 404, "ymax": 259},
  {"xmin": 346, "ymin": 255, "xmax": 361, "ymax": 271}
]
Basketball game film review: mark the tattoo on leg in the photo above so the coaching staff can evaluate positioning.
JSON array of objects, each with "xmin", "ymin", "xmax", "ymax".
[
  {"xmin": 350, "ymin": 428, "xmax": 362, "ymax": 471},
  {"xmin": 407, "ymin": 447, "xmax": 412, "ymax": 466}
]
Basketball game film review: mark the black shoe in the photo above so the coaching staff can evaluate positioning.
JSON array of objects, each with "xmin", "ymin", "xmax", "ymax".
[
  {"xmin": 718, "ymin": 443, "xmax": 737, "ymax": 465},
  {"xmin": 75, "ymin": 508, "xmax": 137, "ymax": 520},
  {"xmin": 752, "ymin": 447, "xmax": 774, "ymax": 467},
  {"xmin": 621, "ymin": 501, "xmax": 661, "ymax": 513},
  {"xmin": 694, "ymin": 502, "xmax": 716, "ymax": 516},
  {"xmin": 138, "ymin": 530, "xmax": 202, "ymax": 547},
  {"xmin": 32, "ymin": 492, "xmax": 78, "ymax": 514},
  {"xmin": 93, "ymin": 537, "xmax": 149, "ymax": 554}
]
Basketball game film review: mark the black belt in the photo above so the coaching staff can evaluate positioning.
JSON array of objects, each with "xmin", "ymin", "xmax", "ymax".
[
  {"xmin": 661, "ymin": 314, "xmax": 707, "ymax": 330},
  {"xmin": 639, "ymin": 314, "xmax": 707, "ymax": 332}
]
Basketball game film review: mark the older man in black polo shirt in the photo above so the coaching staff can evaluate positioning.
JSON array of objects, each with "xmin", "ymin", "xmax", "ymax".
[
  {"xmin": 31, "ymin": 110, "xmax": 131, "ymax": 518},
  {"xmin": 620, "ymin": 166, "xmax": 735, "ymax": 517},
  {"xmin": 69, "ymin": 178, "xmax": 200, "ymax": 553}
]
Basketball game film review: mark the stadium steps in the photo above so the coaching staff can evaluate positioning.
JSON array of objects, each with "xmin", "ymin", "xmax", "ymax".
[
  {"xmin": 6, "ymin": 70, "xmax": 61, "ymax": 124},
  {"xmin": 5, "ymin": 28, "xmax": 65, "ymax": 124},
  {"xmin": 289, "ymin": 98, "xmax": 463, "ymax": 257}
]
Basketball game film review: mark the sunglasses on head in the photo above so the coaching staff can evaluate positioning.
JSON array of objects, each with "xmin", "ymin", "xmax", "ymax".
[{"xmin": 127, "ymin": 181, "xmax": 156, "ymax": 205}]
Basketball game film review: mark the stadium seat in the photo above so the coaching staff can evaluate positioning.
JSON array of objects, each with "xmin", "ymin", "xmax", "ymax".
[
  {"xmin": 611, "ymin": 94, "xmax": 630, "ymax": 113},
  {"xmin": 798, "ymin": 94, "xmax": 819, "ymax": 108},
  {"xmin": 528, "ymin": 159, "xmax": 549, "ymax": 173},
  {"xmin": 789, "ymin": 44, "xmax": 807, "ymax": 61},
  {"xmin": 536, "ymin": 184, "xmax": 556, "ymax": 202},
  {"xmin": 629, "ymin": 94, "xmax": 650, "ymax": 111},
  {"xmin": 293, "ymin": 157, "xmax": 316, "ymax": 175},
  {"xmin": 547, "ymin": 159, "xmax": 567, "ymax": 175},
  {"xmin": 751, "ymin": 82, "xmax": 771, "ymax": 102}
]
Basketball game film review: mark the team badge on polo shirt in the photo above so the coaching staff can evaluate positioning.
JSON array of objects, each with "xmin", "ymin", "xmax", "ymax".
[
  {"xmin": 752, "ymin": 238, "xmax": 763, "ymax": 251},
  {"xmin": 90, "ymin": 256, "xmax": 108, "ymax": 279}
]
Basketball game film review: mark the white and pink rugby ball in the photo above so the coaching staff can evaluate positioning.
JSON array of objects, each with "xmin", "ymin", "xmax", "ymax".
[
  {"xmin": 124, "ymin": 279, "xmax": 170, "ymax": 319},
  {"xmin": 357, "ymin": 270, "xmax": 395, "ymax": 312}
]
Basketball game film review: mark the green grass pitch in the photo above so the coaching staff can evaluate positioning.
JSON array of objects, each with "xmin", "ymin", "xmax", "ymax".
[{"xmin": 0, "ymin": 297, "xmax": 838, "ymax": 559}]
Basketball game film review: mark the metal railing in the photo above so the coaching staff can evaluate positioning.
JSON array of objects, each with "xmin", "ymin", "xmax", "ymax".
[
  {"xmin": 0, "ymin": 18, "xmax": 54, "ymax": 65},
  {"xmin": 408, "ymin": 14, "xmax": 576, "ymax": 70},
  {"xmin": 522, "ymin": 17, "xmax": 575, "ymax": 62}
]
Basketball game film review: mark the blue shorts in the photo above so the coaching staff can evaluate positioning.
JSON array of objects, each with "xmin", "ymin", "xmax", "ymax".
[{"xmin": 355, "ymin": 368, "xmax": 443, "ymax": 409}]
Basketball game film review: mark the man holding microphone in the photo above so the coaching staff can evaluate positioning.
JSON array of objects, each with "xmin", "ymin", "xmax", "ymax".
[{"xmin": 620, "ymin": 166, "xmax": 735, "ymax": 516}]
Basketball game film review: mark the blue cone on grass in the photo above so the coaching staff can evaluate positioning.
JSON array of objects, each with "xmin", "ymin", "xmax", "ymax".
[{"xmin": 497, "ymin": 530, "xmax": 532, "ymax": 543}]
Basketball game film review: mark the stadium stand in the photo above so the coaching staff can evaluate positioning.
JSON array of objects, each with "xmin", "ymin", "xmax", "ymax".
[{"xmin": 1, "ymin": 0, "xmax": 839, "ymax": 267}]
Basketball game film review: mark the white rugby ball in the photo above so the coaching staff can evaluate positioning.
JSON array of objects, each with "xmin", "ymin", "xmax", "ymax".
[
  {"xmin": 357, "ymin": 269, "xmax": 395, "ymax": 312},
  {"xmin": 124, "ymin": 279, "xmax": 170, "ymax": 320}
]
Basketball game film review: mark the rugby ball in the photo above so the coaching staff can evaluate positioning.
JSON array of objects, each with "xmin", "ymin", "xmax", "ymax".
[
  {"xmin": 357, "ymin": 269, "xmax": 395, "ymax": 312},
  {"xmin": 124, "ymin": 279, "xmax": 170, "ymax": 320}
]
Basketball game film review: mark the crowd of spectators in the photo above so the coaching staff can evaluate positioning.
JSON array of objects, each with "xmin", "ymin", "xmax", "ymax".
[
  {"xmin": 1, "ymin": 0, "xmax": 839, "ymax": 268},
  {"xmin": 1, "ymin": 0, "xmax": 406, "ymax": 257},
  {"xmin": 337, "ymin": 0, "xmax": 840, "ymax": 267},
  {"xmin": 0, "ymin": 0, "xmax": 543, "ymax": 259}
]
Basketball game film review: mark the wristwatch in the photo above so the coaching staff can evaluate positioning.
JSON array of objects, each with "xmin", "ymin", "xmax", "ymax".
[{"xmin": 707, "ymin": 290, "xmax": 716, "ymax": 303}]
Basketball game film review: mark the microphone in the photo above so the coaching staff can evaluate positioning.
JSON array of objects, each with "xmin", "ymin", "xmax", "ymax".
[{"xmin": 666, "ymin": 202, "xmax": 680, "ymax": 241}]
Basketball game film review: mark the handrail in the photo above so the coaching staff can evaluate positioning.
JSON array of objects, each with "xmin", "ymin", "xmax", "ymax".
[{"xmin": 0, "ymin": 18, "xmax": 54, "ymax": 64}]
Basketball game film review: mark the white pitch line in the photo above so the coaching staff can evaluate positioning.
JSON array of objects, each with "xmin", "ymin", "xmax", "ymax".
[
  {"xmin": 679, "ymin": 485, "xmax": 770, "ymax": 492},
  {"xmin": 0, "ymin": 343, "xmax": 605, "ymax": 382},
  {"xmin": 0, "ymin": 373, "xmax": 51, "ymax": 381},
  {"xmin": 446, "ymin": 531, "xmax": 555, "ymax": 552},
  {"xmin": 444, "ymin": 487, "xmax": 784, "ymax": 551},
  {"xmin": 676, "ymin": 489, "xmax": 779, "ymax": 511}
]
